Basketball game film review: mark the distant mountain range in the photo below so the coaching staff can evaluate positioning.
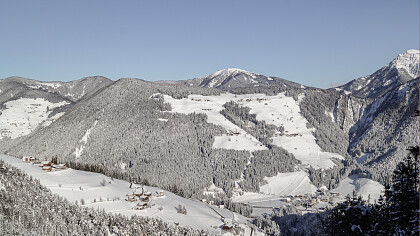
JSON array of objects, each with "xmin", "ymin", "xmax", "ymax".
[
  {"xmin": 337, "ymin": 49, "xmax": 419, "ymax": 98},
  {"xmin": 0, "ymin": 49, "xmax": 418, "ymax": 203},
  {"xmin": 179, "ymin": 68, "xmax": 302, "ymax": 90}
]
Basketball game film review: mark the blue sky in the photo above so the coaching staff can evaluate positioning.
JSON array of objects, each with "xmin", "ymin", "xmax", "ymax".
[{"xmin": 0, "ymin": 1, "xmax": 418, "ymax": 88}]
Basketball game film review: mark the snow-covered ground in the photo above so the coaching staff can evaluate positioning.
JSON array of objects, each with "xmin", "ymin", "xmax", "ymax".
[
  {"xmin": 0, "ymin": 98, "xmax": 68, "ymax": 139},
  {"xmin": 164, "ymin": 92, "xmax": 346, "ymax": 205},
  {"xmin": 234, "ymin": 93, "xmax": 344, "ymax": 169},
  {"xmin": 233, "ymin": 171, "xmax": 317, "ymax": 206},
  {"xmin": 0, "ymin": 154, "xmax": 260, "ymax": 235},
  {"xmin": 332, "ymin": 175, "xmax": 384, "ymax": 203},
  {"xmin": 164, "ymin": 94, "xmax": 267, "ymax": 152},
  {"xmin": 74, "ymin": 120, "xmax": 98, "ymax": 160},
  {"xmin": 163, "ymin": 92, "xmax": 343, "ymax": 169},
  {"xmin": 259, "ymin": 171, "xmax": 317, "ymax": 196}
]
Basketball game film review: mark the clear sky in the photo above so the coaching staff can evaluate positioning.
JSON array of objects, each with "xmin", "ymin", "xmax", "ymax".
[{"xmin": 0, "ymin": 1, "xmax": 418, "ymax": 88}]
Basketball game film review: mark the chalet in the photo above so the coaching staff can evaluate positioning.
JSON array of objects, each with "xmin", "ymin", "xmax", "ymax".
[
  {"xmin": 133, "ymin": 192, "xmax": 142, "ymax": 198},
  {"xmin": 156, "ymin": 190, "xmax": 164, "ymax": 197},
  {"xmin": 41, "ymin": 161, "xmax": 52, "ymax": 167},
  {"xmin": 42, "ymin": 166, "xmax": 52, "ymax": 172},
  {"xmin": 29, "ymin": 157, "xmax": 36, "ymax": 162},
  {"xmin": 126, "ymin": 196, "xmax": 137, "ymax": 202},
  {"xmin": 140, "ymin": 196, "xmax": 149, "ymax": 202},
  {"xmin": 32, "ymin": 160, "xmax": 41, "ymax": 165},
  {"xmin": 135, "ymin": 202, "xmax": 149, "ymax": 210},
  {"xmin": 222, "ymin": 219, "xmax": 234, "ymax": 231},
  {"xmin": 222, "ymin": 225, "xmax": 233, "ymax": 231},
  {"xmin": 125, "ymin": 193, "xmax": 138, "ymax": 202},
  {"xmin": 22, "ymin": 156, "xmax": 31, "ymax": 162},
  {"xmin": 54, "ymin": 164, "xmax": 66, "ymax": 170},
  {"xmin": 144, "ymin": 191, "xmax": 152, "ymax": 197}
]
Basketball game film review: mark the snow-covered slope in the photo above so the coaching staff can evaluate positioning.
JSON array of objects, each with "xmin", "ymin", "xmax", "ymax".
[
  {"xmin": 0, "ymin": 76, "xmax": 113, "ymax": 140},
  {"xmin": 181, "ymin": 68, "xmax": 302, "ymax": 90},
  {"xmin": 0, "ymin": 98, "xmax": 69, "ymax": 139},
  {"xmin": 0, "ymin": 154, "xmax": 258, "ymax": 235},
  {"xmin": 163, "ymin": 93, "xmax": 267, "ymax": 152},
  {"xmin": 337, "ymin": 49, "xmax": 419, "ymax": 98},
  {"xmin": 259, "ymin": 171, "xmax": 317, "ymax": 196},
  {"xmin": 2, "ymin": 76, "xmax": 113, "ymax": 102},
  {"xmin": 332, "ymin": 174, "xmax": 384, "ymax": 203},
  {"xmin": 164, "ymin": 92, "xmax": 344, "ymax": 169}
]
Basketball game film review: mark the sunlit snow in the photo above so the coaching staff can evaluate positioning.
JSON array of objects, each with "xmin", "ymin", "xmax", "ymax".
[{"xmin": 0, "ymin": 98, "xmax": 69, "ymax": 139}]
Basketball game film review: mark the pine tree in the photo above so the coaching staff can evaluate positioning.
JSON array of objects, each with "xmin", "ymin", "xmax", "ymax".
[
  {"xmin": 386, "ymin": 146, "xmax": 419, "ymax": 234},
  {"xmin": 327, "ymin": 191, "xmax": 373, "ymax": 235}
]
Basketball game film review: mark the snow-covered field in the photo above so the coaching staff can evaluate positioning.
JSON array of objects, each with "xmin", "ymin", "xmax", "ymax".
[
  {"xmin": 332, "ymin": 175, "xmax": 384, "ymax": 203},
  {"xmin": 235, "ymin": 93, "xmax": 344, "ymax": 169},
  {"xmin": 0, "ymin": 98, "xmax": 68, "ymax": 139},
  {"xmin": 164, "ymin": 92, "xmax": 347, "ymax": 204},
  {"xmin": 163, "ymin": 92, "xmax": 343, "ymax": 169},
  {"xmin": 233, "ymin": 171, "xmax": 317, "ymax": 208},
  {"xmin": 0, "ymin": 154, "xmax": 260, "ymax": 235},
  {"xmin": 259, "ymin": 171, "xmax": 317, "ymax": 196},
  {"xmin": 164, "ymin": 94, "xmax": 267, "ymax": 152}
]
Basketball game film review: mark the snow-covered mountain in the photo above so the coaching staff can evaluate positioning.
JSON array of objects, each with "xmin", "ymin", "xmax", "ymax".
[
  {"xmin": 181, "ymin": 68, "xmax": 302, "ymax": 90},
  {"xmin": 0, "ymin": 50, "xmax": 418, "ymax": 234},
  {"xmin": 2, "ymin": 76, "xmax": 113, "ymax": 102},
  {"xmin": 0, "ymin": 76, "xmax": 113, "ymax": 140},
  {"xmin": 337, "ymin": 49, "xmax": 419, "ymax": 98}
]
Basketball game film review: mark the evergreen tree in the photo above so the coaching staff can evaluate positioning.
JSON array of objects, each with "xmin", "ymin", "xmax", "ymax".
[
  {"xmin": 327, "ymin": 191, "xmax": 374, "ymax": 235},
  {"xmin": 386, "ymin": 146, "xmax": 419, "ymax": 235}
]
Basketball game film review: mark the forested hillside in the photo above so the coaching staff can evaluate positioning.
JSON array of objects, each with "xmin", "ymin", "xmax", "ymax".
[
  {"xmin": 1, "ymin": 76, "xmax": 418, "ymax": 199},
  {"xmin": 2, "ymin": 79, "xmax": 299, "ymax": 198},
  {"xmin": 0, "ymin": 160, "xmax": 206, "ymax": 235}
]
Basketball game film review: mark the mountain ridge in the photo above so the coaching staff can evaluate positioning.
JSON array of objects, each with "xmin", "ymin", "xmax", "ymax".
[{"xmin": 336, "ymin": 49, "xmax": 419, "ymax": 98}]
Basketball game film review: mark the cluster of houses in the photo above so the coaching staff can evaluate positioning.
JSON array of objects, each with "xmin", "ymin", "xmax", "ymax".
[
  {"xmin": 22, "ymin": 156, "xmax": 66, "ymax": 172},
  {"xmin": 190, "ymin": 98, "xmax": 211, "ymax": 102},
  {"xmin": 279, "ymin": 188, "xmax": 341, "ymax": 215},
  {"xmin": 221, "ymin": 218, "xmax": 242, "ymax": 233},
  {"xmin": 126, "ymin": 187, "xmax": 165, "ymax": 210}
]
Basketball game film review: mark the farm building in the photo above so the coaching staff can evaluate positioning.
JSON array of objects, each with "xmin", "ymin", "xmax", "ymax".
[
  {"xmin": 140, "ymin": 196, "xmax": 149, "ymax": 202},
  {"xmin": 134, "ymin": 202, "xmax": 149, "ymax": 210},
  {"xmin": 41, "ymin": 161, "xmax": 52, "ymax": 167},
  {"xmin": 54, "ymin": 164, "xmax": 67, "ymax": 170}
]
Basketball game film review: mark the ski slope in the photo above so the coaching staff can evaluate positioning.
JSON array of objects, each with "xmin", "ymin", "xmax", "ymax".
[{"xmin": 0, "ymin": 154, "xmax": 259, "ymax": 235}]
